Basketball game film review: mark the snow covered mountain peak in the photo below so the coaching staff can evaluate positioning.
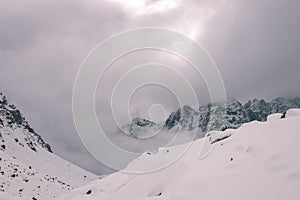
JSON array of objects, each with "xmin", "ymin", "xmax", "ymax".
[
  {"xmin": 164, "ymin": 105, "xmax": 199, "ymax": 131},
  {"xmin": 0, "ymin": 93, "xmax": 52, "ymax": 153},
  {"xmin": 131, "ymin": 118, "xmax": 156, "ymax": 127},
  {"xmin": 0, "ymin": 93, "xmax": 97, "ymax": 200},
  {"xmin": 122, "ymin": 118, "xmax": 162, "ymax": 138}
]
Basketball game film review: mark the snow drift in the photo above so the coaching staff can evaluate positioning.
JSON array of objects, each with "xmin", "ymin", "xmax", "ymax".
[{"xmin": 59, "ymin": 109, "xmax": 300, "ymax": 200}]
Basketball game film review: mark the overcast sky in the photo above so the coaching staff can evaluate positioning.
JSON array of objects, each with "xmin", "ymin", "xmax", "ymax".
[{"xmin": 0, "ymin": 0, "xmax": 299, "ymax": 174}]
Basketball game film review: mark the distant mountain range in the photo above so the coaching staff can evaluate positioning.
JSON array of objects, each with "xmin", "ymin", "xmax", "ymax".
[{"xmin": 123, "ymin": 97, "xmax": 300, "ymax": 137}]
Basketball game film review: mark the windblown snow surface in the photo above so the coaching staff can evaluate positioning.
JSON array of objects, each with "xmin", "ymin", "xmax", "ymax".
[
  {"xmin": 0, "ymin": 126, "xmax": 97, "ymax": 200},
  {"xmin": 59, "ymin": 109, "xmax": 300, "ymax": 200}
]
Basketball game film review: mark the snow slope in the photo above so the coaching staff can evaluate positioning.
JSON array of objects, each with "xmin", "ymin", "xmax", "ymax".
[
  {"xmin": 59, "ymin": 109, "xmax": 300, "ymax": 200},
  {"xmin": 0, "ymin": 128, "xmax": 97, "ymax": 200},
  {"xmin": 0, "ymin": 93, "xmax": 97, "ymax": 200}
]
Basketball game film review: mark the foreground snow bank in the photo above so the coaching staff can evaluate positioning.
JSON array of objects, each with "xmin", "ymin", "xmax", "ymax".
[{"xmin": 59, "ymin": 109, "xmax": 300, "ymax": 200}]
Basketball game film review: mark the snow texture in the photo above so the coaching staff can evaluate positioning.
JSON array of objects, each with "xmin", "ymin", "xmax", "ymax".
[{"xmin": 60, "ymin": 109, "xmax": 300, "ymax": 200}]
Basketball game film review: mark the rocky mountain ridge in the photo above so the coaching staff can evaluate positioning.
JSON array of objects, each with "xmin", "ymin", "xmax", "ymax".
[
  {"xmin": 123, "ymin": 97, "xmax": 300, "ymax": 136},
  {"xmin": 0, "ymin": 93, "xmax": 52, "ymax": 153}
]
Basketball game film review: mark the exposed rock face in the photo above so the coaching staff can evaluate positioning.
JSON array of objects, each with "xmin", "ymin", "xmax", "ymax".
[
  {"xmin": 164, "ymin": 99, "xmax": 249, "ymax": 132},
  {"xmin": 270, "ymin": 97, "xmax": 300, "ymax": 113},
  {"xmin": 205, "ymin": 99, "xmax": 249, "ymax": 132},
  {"xmin": 0, "ymin": 93, "xmax": 52, "ymax": 153},
  {"xmin": 244, "ymin": 99, "xmax": 272, "ymax": 121},
  {"xmin": 164, "ymin": 105, "xmax": 200, "ymax": 131}
]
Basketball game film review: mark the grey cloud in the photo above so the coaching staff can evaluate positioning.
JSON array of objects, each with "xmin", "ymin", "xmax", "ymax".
[
  {"xmin": 0, "ymin": 0, "xmax": 299, "ymax": 174},
  {"xmin": 201, "ymin": 0, "xmax": 300, "ymax": 102}
]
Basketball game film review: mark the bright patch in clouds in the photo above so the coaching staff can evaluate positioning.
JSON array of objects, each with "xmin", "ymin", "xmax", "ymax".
[
  {"xmin": 174, "ymin": 0, "xmax": 229, "ymax": 40},
  {"xmin": 145, "ymin": 0, "xmax": 179, "ymax": 13},
  {"xmin": 108, "ymin": 0, "xmax": 180, "ymax": 15},
  {"xmin": 105, "ymin": 0, "xmax": 229, "ymax": 41}
]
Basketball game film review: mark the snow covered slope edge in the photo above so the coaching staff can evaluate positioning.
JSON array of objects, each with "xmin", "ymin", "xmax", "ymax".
[{"xmin": 60, "ymin": 109, "xmax": 300, "ymax": 200}]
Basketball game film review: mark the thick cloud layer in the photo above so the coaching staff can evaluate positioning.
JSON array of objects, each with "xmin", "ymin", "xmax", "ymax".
[{"xmin": 0, "ymin": 0, "xmax": 299, "ymax": 174}]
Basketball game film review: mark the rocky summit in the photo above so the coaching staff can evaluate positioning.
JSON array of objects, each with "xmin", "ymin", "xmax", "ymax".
[{"xmin": 0, "ymin": 93, "xmax": 52, "ymax": 153}]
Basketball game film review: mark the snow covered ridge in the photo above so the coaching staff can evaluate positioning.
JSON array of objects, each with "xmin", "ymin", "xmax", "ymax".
[
  {"xmin": 0, "ymin": 93, "xmax": 52, "ymax": 153},
  {"xmin": 59, "ymin": 109, "xmax": 300, "ymax": 200},
  {"xmin": 0, "ymin": 93, "xmax": 97, "ymax": 200},
  {"xmin": 123, "ymin": 97, "xmax": 300, "ymax": 136}
]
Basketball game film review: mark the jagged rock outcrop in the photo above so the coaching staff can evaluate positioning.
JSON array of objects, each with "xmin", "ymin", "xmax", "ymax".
[
  {"xmin": 164, "ymin": 105, "xmax": 200, "ymax": 131},
  {"xmin": 244, "ymin": 99, "xmax": 272, "ymax": 121},
  {"xmin": 270, "ymin": 97, "xmax": 300, "ymax": 114},
  {"xmin": 164, "ymin": 99, "xmax": 249, "ymax": 132},
  {"xmin": 0, "ymin": 93, "xmax": 52, "ymax": 153},
  {"xmin": 205, "ymin": 99, "xmax": 249, "ymax": 132}
]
